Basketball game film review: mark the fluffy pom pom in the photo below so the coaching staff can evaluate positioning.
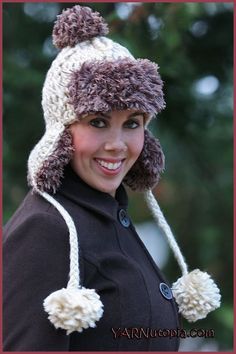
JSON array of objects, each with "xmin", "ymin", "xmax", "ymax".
[
  {"xmin": 43, "ymin": 287, "xmax": 104, "ymax": 334},
  {"xmin": 172, "ymin": 269, "xmax": 221, "ymax": 322},
  {"xmin": 52, "ymin": 5, "xmax": 109, "ymax": 49}
]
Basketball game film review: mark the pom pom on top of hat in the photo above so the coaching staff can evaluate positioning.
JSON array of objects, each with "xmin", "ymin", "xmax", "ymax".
[{"xmin": 52, "ymin": 5, "xmax": 109, "ymax": 49}]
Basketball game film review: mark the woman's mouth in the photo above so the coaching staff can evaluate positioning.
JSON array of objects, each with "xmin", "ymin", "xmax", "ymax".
[{"xmin": 94, "ymin": 158, "xmax": 124, "ymax": 175}]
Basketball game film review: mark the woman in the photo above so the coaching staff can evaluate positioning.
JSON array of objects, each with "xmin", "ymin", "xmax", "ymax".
[{"xmin": 3, "ymin": 5, "xmax": 221, "ymax": 351}]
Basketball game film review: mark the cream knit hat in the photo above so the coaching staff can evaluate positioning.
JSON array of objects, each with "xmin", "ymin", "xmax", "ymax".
[{"xmin": 27, "ymin": 5, "xmax": 221, "ymax": 335}]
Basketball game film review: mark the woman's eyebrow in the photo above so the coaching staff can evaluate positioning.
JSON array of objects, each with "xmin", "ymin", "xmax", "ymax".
[
  {"xmin": 93, "ymin": 112, "xmax": 144, "ymax": 119},
  {"xmin": 96, "ymin": 112, "xmax": 111, "ymax": 118},
  {"xmin": 128, "ymin": 112, "xmax": 145, "ymax": 118}
]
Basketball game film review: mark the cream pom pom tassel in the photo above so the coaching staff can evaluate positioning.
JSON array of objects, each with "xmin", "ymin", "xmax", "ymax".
[
  {"xmin": 40, "ymin": 192, "xmax": 104, "ymax": 334},
  {"xmin": 145, "ymin": 190, "xmax": 221, "ymax": 322},
  {"xmin": 172, "ymin": 269, "xmax": 221, "ymax": 322}
]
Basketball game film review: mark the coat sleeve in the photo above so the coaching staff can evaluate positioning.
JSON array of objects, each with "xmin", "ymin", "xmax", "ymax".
[{"xmin": 3, "ymin": 212, "xmax": 72, "ymax": 351}]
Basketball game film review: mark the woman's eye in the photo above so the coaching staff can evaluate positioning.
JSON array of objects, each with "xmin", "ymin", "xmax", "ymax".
[
  {"xmin": 90, "ymin": 118, "xmax": 107, "ymax": 128},
  {"xmin": 124, "ymin": 120, "xmax": 140, "ymax": 129}
]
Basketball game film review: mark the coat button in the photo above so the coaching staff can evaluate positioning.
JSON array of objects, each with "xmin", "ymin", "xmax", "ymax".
[
  {"xmin": 159, "ymin": 282, "xmax": 173, "ymax": 300},
  {"xmin": 118, "ymin": 209, "xmax": 130, "ymax": 228}
]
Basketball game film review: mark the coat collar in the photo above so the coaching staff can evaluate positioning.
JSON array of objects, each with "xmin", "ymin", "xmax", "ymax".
[{"xmin": 56, "ymin": 164, "xmax": 128, "ymax": 221}]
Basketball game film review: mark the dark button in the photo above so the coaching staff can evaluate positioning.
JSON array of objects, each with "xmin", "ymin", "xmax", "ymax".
[
  {"xmin": 159, "ymin": 282, "xmax": 173, "ymax": 300},
  {"xmin": 118, "ymin": 209, "xmax": 130, "ymax": 228}
]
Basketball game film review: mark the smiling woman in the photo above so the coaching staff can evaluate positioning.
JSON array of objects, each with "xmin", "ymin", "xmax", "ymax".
[
  {"xmin": 69, "ymin": 110, "xmax": 145, "ymax": 196},
  {"xmin": 3, "ymin": 4, "xmax": 221, "ymax": 352}
]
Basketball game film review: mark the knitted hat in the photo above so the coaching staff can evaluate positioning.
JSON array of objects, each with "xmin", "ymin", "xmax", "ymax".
[{"xmin": 27, "ymin": 5, "xmax": 221, "ymax": 335}]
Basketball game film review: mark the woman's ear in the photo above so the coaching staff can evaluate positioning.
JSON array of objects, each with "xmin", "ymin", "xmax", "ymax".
[{"xmin": 123, "ymin": 129, "xmax": 165, "ymax": 191}]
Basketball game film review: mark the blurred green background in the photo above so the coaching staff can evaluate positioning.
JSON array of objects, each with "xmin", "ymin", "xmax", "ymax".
[{"xmin": 3, "ymin": 2, "xmax": 233, "ymax": 351}]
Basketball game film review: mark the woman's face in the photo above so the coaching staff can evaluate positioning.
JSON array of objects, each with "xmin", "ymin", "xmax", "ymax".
[{"xmin": 69, "ymin": 110, "xmax": 145, "ymax": 196}]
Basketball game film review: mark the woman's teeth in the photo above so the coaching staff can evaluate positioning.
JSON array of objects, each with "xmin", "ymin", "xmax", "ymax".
[{"xmin": 96, "ymin": 159, "xmax": 122, "ymax": 170}]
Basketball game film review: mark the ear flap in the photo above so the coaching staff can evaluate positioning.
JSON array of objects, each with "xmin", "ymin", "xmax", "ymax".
[
  {"xmin": 28, "ymin": 128, "xmax": 74, "ymax": 194},
  {"xmin": 123, "ymin": 129, "xmax": 165, "ymax": 191}
]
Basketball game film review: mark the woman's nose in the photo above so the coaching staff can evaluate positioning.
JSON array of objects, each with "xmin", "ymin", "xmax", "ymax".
[{"xmin": 104, "ymin": 133, "xmax": 128, "ymax": 152}]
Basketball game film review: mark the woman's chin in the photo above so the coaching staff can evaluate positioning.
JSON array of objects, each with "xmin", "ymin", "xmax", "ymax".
[
  {"xmin": 87, "ymin": 176, "xmax": 122, "ymax": 197},
  {"xmin": 94, "ymin": 181, "xmax": 120, "ymax": 196}
]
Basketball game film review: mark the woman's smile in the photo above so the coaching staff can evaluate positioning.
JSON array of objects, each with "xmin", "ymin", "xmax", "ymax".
[{"xmin": 94, "ymin": 158, "xmax": 125, "ymax": 174}]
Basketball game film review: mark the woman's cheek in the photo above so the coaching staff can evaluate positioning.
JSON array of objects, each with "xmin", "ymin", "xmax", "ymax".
[{"xmin": 133, "ymin": 131, "xmax": 145, "ymax": 156}]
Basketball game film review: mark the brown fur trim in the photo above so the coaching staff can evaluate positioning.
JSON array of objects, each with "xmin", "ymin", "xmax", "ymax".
[
  {"xmin": 123, "ymin": 129, "xmax": 165, "ymax": 191},
  {"xmin": 68, "ymin": 58, "xmax": 165, "ymax": 117},
  {"xmin": 53, "ymin": 5, "xmax": 109, "ymax": 49},
  {"xmin": 33, "ymin": 129, "xmax": 74, "ymax": 194}
]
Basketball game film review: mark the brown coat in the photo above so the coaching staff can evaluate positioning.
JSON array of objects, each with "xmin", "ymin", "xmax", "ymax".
[{"xmin": 3, "ymin": 165, "xmax": 180, "ymax": 351}]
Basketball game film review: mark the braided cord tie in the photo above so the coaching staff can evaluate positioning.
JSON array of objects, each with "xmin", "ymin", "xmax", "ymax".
[
  {"xmin": 39, "ymin": 191, "xmax": 104, "ymax": 334},
  {"xmin": 39, "ymin": 191, "xmax": 80, "ymax": 289},
  {"xmin": 145, "ymin": 190, "xmax": 188, "ymax": 276}
]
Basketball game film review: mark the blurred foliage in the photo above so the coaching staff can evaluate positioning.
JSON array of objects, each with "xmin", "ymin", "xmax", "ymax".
[{"xmin": 3, "ymin": 2, "xmax": 233, "ymax": 350}]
